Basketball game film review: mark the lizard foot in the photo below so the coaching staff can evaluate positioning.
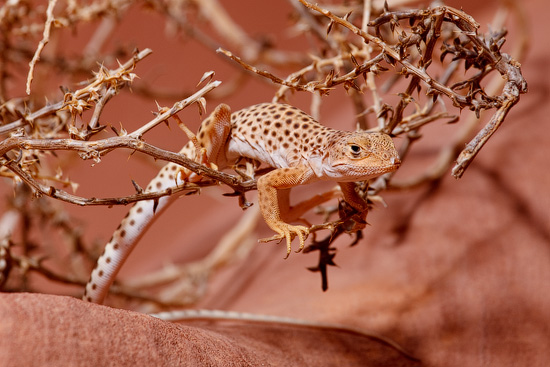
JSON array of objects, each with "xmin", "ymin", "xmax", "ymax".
[{"xmin": 259, "ymin": 224, "xmax": 310, "ymax": 259}]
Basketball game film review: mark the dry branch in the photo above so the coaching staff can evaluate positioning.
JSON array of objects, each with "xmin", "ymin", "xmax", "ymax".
[
  {"xmin": 1, "ymin": 134, "xmax": 255, "ymax": 206},
  {"xmin": 26, "ymin": 0, "xmax": 58, "ymax": 95},
  {"xmin": 0, "ymin": 0, "xmax": 528, "ymax": 306}
]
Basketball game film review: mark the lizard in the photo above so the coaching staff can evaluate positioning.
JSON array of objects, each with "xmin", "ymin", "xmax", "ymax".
[{"xmin": 83, "ymin": 102, "xmax": 401, "ymax": 304}]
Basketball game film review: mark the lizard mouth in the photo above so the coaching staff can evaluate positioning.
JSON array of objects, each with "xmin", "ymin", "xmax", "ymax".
[
  {"xmin": 381, "ymin": 158, "xmax": 401, "ymax": 172},
  {"xmin": 363, "ymin": 157, "xmax": 401, "ymax": 177},
  {"xmin": 390, "ymin": 156, "xmax": 401, "ymax": 168},
  {"xmin": 337, "ymin": 160, "xmax": 401, "ymax": 181}
]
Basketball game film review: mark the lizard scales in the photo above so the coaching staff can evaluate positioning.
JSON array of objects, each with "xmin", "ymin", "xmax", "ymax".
[{"xmin": 84, "ymin": 103, "xmax": 400, "ymax": 303}]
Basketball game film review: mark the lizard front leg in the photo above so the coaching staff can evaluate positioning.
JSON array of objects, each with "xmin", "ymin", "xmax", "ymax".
[{"xmin": 257, "ymin": 166, "xmax": 315, "ymax": 258}]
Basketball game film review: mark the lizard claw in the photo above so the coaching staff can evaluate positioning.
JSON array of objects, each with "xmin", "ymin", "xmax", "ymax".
[{"xmin": 259, "ymin": 224, "xmax": 310, "ymax": 258}]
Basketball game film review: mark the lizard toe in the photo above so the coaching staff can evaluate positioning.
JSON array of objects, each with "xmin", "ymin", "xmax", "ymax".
[
  {"xmin": 291, "ymin": 225, "xmax": 309, "ymax": 253},
  {"xmin": 258, "ymin": 224, "xmax": 310, "ymax": 258}
]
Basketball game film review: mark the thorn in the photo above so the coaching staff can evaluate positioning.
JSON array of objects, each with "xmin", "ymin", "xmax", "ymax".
[
  {"xmin": 343, "ymin": 11, "xmax": 352, "ymax": 21},
  {"xmin": 131, "ymin": 180, "xmax": 144, "ymax": 194},
  {"xmin": 350, "ymin": 53, "xmax": 359, "ymax": 67},
  {"xmin": 326, "ymin": 19, "xmax": 335, "ymax": 37},
  {"xmin": 197, "ymin": 71, "xmax": 215, "ymax": 87}
]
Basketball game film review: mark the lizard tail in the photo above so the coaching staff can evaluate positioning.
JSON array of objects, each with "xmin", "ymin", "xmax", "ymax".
[
  {"xmin": 83, "ymin": 162, "xmax": 187, "ymax": 304},
  {"xmin": 83, "ymin": 104, "xmax": 233, "ymax": 304}
]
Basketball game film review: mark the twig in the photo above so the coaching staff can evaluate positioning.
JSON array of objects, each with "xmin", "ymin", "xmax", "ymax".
[
  {"xmin": 130, "ymin": 79, "xmax": 221, "ymax": 139},
  {"xmin": 361, "ymin": 0, "xmax": 385, "ymax": 129},
  {"xmin": 26, "ymin": 0, "xmax": 58, "ymax": 95},
  {"xmin": 1, "ymin": 48, "xmax": 153, "ymax": 136},
  {"xmin": 12, "ymin": 253, "xmax": 85, "ymax": 286},
  {"xmin": 219, "ymin": 47, "xmax": 384, "ymax": 96}
]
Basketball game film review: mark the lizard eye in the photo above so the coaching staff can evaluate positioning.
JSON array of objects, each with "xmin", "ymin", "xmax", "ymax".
[{"xmin": 349, "ymin": 144, "xmax": 361, "ymax": 156}]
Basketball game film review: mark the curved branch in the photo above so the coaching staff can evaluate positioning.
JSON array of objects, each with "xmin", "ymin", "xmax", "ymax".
[{"xmin": 1, "ymin": 136, "xmax": 256, "ymax": 206}]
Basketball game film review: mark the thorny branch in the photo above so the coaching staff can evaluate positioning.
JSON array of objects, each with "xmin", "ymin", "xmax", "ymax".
[
  {"xmin": 0, "ymin": 48, "xmax": 153, "ymax": 136},
  {"xmin": 220, "ymin": 0, "xmax": 526, "ymax": 286},
  {"xmin": 1, "ymin": 134, "xmax": 256, "ymax": 206},
  {"xmin": 0, "ymin": 0, "xmax": 527, "ymax": 308},
  {"xmin": 230, "ymin": 0, "xmax": 527, "ymax": 179}
]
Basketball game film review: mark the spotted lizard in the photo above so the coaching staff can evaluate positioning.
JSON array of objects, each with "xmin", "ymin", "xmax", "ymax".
[{"xmin": 83, "ymin": 103, "xmax": 401, "ymax": 303}]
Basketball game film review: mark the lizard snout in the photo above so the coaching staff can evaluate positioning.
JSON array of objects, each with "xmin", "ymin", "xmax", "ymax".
[{"xmin": 391, "ymin": 156, "xmax": 401, "ymax": 167}]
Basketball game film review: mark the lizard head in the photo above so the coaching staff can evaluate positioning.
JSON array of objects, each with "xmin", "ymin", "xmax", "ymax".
[{"xmin": 322, "ymin": 131, "xmax": 401, "ymax": 181}]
